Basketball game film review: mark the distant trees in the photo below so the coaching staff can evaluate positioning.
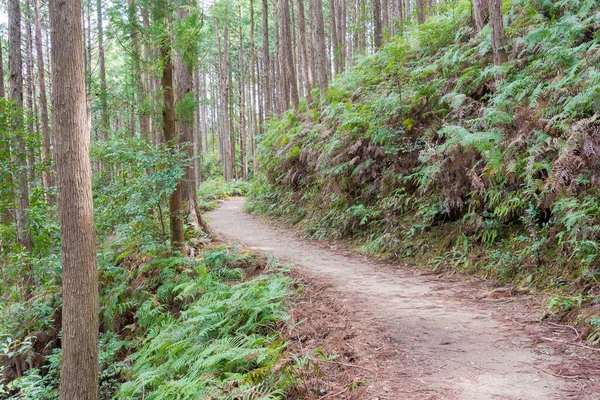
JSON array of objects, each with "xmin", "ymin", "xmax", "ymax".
[{"xmin": 201, "ymin": 0, "xmax": 458, "ymax": 181}]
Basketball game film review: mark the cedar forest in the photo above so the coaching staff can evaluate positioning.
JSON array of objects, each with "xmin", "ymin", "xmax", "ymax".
[{"xmin": 0, "ymin": 0, "xmax": 599, "ymax": 398}]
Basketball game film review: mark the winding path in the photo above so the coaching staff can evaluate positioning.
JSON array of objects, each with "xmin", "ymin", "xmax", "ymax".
[{"xmin": 207, "ymin": 197, "xmax": 599, "ymax": 400}]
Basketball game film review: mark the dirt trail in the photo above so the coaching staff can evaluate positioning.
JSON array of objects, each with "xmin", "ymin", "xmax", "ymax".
[{"xmin": 207, "ymin": 197, "xmax": 599, "ymax": 400}]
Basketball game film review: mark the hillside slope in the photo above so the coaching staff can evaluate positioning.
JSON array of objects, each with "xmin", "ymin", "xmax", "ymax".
[{"xmin": 249, "ymin": 0, "xmax": 600, "ymax": 336}]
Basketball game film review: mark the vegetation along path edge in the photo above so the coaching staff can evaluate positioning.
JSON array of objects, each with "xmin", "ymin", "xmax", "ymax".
[{"xmin": 207, "ymin": 197, "xmax": 600, "ymax": 400}]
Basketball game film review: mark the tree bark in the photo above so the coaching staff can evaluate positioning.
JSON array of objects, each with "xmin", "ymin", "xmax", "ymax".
[
  {"xmin": 250, "ymin": 0, "xmax": 258, "ymax": 167},
  {"xmin": 142, "ymin": 6, "xmax": 154, "ymax": 139},
  {"xmin": 34, "ymin": 0, "xmax": 54, "ymax": 194},
  {"xmin": 381, "ymin": 0, "xmax": 389, "ymax": 34},
  {"xmin": 155, "ymin": 3, "xmax": 186, "ymax": 252},
  {"xmin": 273, "ymin": 0, "xmax": 286, "ymax": 112},
  {"xmin": 261, "ymin": 0, "xmax": 272, "ymax": 116},
  {"xmin": 373, "ymin": 0, "xmax": 383, "ymax": 48},
  {"xmin": 353, "ymin": 0, "xmax": 366, "ymax": 55},
  {"xmin": 238, "ymin": 0, "xmax": 248, "ymax": 179},
  {"xmin": 329, "ymin": 0, "xmax": 339, "ymax": 74},
  {"xmin": 215, "ymin": 18, "xmax": 233, "ymax": 180},
  {"xmin": 0, "ymin": 38, "xmax": 13, "ymax": 226},
  {"xmin": 472, "ymin": 0, "xmax": 489, "ymax": 31},
  {"xmin": 416, "ymin": 0, "xmax": 425, "ymax": 24},
  {"xmin": 338, "ymin": 0, "xmax": 346, "ymax": 69},
  {"xmin": 0, "ymin": 38, "xmax": 5, "ymax": 99},
  {"xmin": 296, "ymin": 0, "xmax": 312, "ymax": 102},
  {"xmin": 9, "ymin": 0, "xmax": 34, "ymax": 259},
  {"xmin": 97, "ymin": 0, "xmax": 108, "ymax": 137},
  {"xmin": 129, "ymin": 0, "xmax": 150, "ymax": 138},
  {"xmin": 193, "ymin": 68, "xmax": 202, "ymax": 188},
  {"xmin": 48, "ymin": 0, "xmax": 99, "ymax": 398},
  {"xmin": 281, "ymin": 0, "xmax": 299, "ymax": 109},
  {"xmin": 309, "ymin": 0, "xmax": 328, "ymax": 94},
  {"xmin": 175, "ymin": 5, "xmax": 203, "ymax": 230},
  {"xmin": 25, "ymin": 8, "xmax": 37, "ymax": 182},
  {"xmin": 489, "ymin": 0, "xmax": 508, "ymax": 66}
]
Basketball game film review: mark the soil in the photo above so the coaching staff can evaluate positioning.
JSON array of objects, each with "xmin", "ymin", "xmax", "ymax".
[{"xmin": 207, "ymin": 197, "xmax": 600, "ymax": 400}]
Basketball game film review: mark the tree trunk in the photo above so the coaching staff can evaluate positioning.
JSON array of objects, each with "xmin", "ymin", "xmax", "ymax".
[
  {"xmin": 175, "ymin": 5, "xmax": 203, "ymax": 231},
  {"xmin": 193, "ymin": 68, "xmax": 202, "ymax": 188},
  {"xmin": 250, "ymin": 0, "xmax": 258, "ymax": 167},
  {"xmin": 329, "ymin": 0, "xmax": 339, "ymax": 74},
  {"xmin": 129, "ymin": 0, "xmax": 149, "ymax": 138},
  {"xmin": 416, "ymin": 0, "xmax": 425, "ymax": 24},
  {"xmin": 25, "ymin": 9, "xmax": 37, "ymax": 182},
  {"xmin": 0, "ymin": 38, "xmax": 5, "ymax": 99},
  {"xmin": 97, "ymin": 0, "xmax": 108, "ymax": 137},
  {"xmin": 353, "ymin": 0, "xmax": 365, "ymax": 55},
  {"xmin": 273, "ymin": 0, "xmax": 286, "ymax": 112},
  {"xmin": 215, "ymin": 18, "xmax": 232, "ymax": 181},
  {"xmin": 9, "ymin": 0, "xmax": 34, "ymax": 260},
  {"xmin": 201, "ymin": 71, "xmax": 209, "ymax": 151},
  {"xmin": 34, "ymin": 0, "xmax": 54, "ymax": 195},
  {"xmin": 155, "ymin": 3, "xmax": 186, "ymax": 252},
  {"xmin": 86, "ymin": 0, "xmax": 92, "ymax": 85},
  {"xmin": 0, "ymin": 38, "xmax": 12, "ymax": 225},
  {"xmin": 255, "ymin": 54, "xmax": 263, "ymax": 172},
  {"xmin": 338, "ymin": 0, "xmax": 347, "ymax": 69},
  {"xmin": 225, "ymin": 21, "xmax": 236, "ymax": 179},
  {"xmin": 373, "ymin": 0, "xmax": 383, "ymax": 48},
  {"xmin": 381, "ymin": 0, "xmax": 389, "ymax": 34},
  {"xmin": 282, "ymin": 0, "xmax": 299, "ymax": 109},
  {"xmin": 309, "ymin": 0, "xmax": 328, "ymax": 94},
  {"xmin": 238, "ymin": 1, "xmax": 248, "ymax": 179},
  {"xmin": 472, "ymin": 0, "xmax": 489, "ymax": 31},
  {"xmin": 48, "ymin": 0, "xmax": 99, "ymax": 398},
  {"xmin": 296, "ymin": 0, "xmax": 312, "ymax": 102},
  {"xmin": 142, "ymin": 6, "xmax": 153, "ymax": 140},
  {"xmin": 261, "ymin": 0, "xmax": 272, "ymax": 116},
  {"xmin": 489, "ymin": 0, "xmax": 508, "ymax": 66}
]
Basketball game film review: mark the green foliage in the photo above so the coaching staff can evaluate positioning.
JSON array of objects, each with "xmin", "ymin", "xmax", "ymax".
[
  {"xmin": 197, "ymin": 178, "xmax": 250, "ymax": 212},
  {"xmin": 118, "ymin": 264, "xmax": 292, "ymax": 399},
  {"xmin": 548, "ymin": 295, "xmax": 585, "ymax": 312},
  {"xmin": 92, "ymin": 136, "xmax": 187, "ymax": 250},
  {"xmin": 0, "ymin": 127, "xmax": 290, "ymax": 399},
  {"xmin": 587, "ymin": 317, "xmax": 600, "ymax": 345},
  {"xmin": 249, "ymin": 0, "xmax": 600, "ymax": 300}
]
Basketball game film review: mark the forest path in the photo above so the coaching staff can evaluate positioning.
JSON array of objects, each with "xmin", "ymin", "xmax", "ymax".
[{"xmin": 207, "ymin": 197, "xmax": 599, "ymax": 400}]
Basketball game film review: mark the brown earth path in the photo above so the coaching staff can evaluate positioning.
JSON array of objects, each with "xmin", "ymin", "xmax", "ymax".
[{"xmin": 207, "ymin": 197, "xmax": 600, "ymax": 400}]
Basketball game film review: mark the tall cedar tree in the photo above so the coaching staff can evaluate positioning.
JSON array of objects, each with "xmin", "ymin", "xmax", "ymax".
[
  {"xmin": 153, "ymin": 0, "xmax": 186, "ymax": 252},
  {"xmin": 9, "ymin": 0, "xmax": 34, "ymax": 292},
  {"xmin": 48, "ymin": 0, "xmax": 99, "ymax": 397},
  {"xmin": 175, "ymin": 4, "xmax": 204, "ymax": 229}
]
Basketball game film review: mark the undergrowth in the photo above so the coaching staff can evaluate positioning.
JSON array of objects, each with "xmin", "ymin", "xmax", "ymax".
[
  {"xmin": 197, "ymin": 178, "xmax": 250, "ymax": 212},
  {"xmin": 249, "ymin": 0, "xmax": 600, "ymax": 335},
  {"xmin": 107, "ymin": 247, "xmax": 295, "ymax": 400},
  {"xmin": 0, "ymin": 137, "xmax": 295, "ymax": 399}
]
